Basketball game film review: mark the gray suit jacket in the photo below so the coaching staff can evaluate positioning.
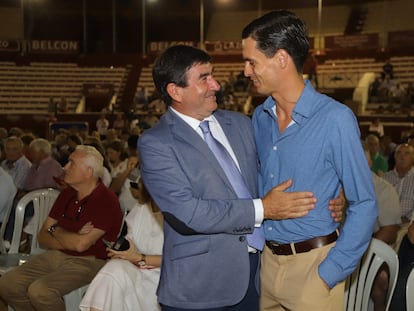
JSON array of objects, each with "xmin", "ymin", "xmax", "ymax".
[{"xmin": 138, "ymin": 109, "xmax": 259, "ymax": 309}]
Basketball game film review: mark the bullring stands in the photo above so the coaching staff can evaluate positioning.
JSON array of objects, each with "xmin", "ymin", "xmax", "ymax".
[
  {"xmin": 317, "ymin": 56, "xmax": 414, "ymax": 89},
  {"xmin": 0, "ymin": 62, "xmax": 129, "ymax": 113}
]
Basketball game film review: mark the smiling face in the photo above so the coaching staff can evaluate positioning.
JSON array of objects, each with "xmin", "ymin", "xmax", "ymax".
[
  {"xmin": 242, "ymin": 37, "xmax": 280, "ymax": 96},
  {"xmin": 170, "ymin": 62, "xmax": 220, "ymax": 121}
]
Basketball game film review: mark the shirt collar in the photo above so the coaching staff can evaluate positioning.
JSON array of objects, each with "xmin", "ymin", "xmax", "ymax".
[
  {"xmin": 169, "ymin": 106, "xmax": 216, "ymax": 130},
  {"xmin": 263, "ymin": 80, "xmax": 317, "ymax": 125}
]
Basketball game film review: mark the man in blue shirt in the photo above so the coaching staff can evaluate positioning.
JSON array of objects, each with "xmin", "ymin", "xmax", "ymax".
[{"xmin": 242, "ymin": 10, "xmax": 378, "ymax": 310}]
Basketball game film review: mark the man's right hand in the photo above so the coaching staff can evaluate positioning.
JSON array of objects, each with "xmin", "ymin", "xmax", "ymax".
[{"xmin": 262, "ymin": 179, "xmax": 316, "ymax": 220}]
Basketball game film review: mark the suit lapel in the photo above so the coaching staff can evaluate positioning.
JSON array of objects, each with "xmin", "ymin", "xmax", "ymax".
[
  {"xmin": 165, "ymin": 110, "xmax": 239, "ymax": 194},
  {"xmin": 213, "ymin": 112, "xmax": 253, "ymax": 193}
]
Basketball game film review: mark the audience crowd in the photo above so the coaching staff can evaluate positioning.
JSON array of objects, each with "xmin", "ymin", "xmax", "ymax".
[{"xmin": 0, "ymin": 50, "xmax": 413, "ymax": 311}]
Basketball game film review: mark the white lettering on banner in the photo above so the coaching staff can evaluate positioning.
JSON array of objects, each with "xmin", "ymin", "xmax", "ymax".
[
  {"xmin": 0, "ymin": 40, "xmax": 20, "ymax": 51},
  {"xmin": 30, "ymin": 40, "xmax": 79, "ymax": 53},
  {"xmin": 148, "ymin": 41, "xmax": 196, "ymax": 52}
]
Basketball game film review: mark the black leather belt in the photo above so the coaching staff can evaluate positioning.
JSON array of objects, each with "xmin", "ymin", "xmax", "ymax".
[{"xmin": 265, "ymin": 231, "xmax": 338, "ymax": 256}]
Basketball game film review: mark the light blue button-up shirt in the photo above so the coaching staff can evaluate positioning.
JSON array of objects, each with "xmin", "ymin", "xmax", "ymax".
[{"xmin": 252, "ymin": 81, "xmax": 378, "ymax": 288}]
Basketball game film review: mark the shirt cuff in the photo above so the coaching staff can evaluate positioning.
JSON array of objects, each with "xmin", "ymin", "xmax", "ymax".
[{"xmin": 253, "ymin": 199, "xmax": 264, "ymax": 227}]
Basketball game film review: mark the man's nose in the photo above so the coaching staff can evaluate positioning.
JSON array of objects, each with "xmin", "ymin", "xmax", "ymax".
[
  {"xmin": 208, "ymin": 77, "xmax": 220, "ymax": 91},
  {"xmin": 244, "ymin": 64, "xmax": 252, "ymax": 77}
]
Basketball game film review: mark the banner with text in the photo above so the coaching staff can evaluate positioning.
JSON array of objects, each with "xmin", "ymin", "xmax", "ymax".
[
  {"xmin": 325, "ymin": 34, "xmax": 379, "ymax": 50},
  {"xmin": 388, "ymin": 31, "xmax": 414, "ymax": 48},
  {"xmin": 0, "ymin": 39, "xmax": 20, "ymax": 52},
  {"xmin": 29, "ymin": 40, "xmax": 80, "ymax": 54}
]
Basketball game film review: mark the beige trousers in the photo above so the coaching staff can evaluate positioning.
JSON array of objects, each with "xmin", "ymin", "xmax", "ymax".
[
  {"xmin": 260, "ymin": 242, "xmax": 345, "ymax": 311},
  {"xmin": 0, "ymin": 250, "xmax": 105, "ymax": 311}
]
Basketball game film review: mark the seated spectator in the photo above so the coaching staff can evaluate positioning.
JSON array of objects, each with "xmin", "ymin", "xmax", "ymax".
[
  {"xmin": 379, "ymin": 77, "xmax": 395, "ymax": 101},
  {"xmin": 113, "ymin": 135, "xmax": 141, "ymax": 213},
  {"xmin": 52, "ymin": 132, "xmax": 70, "ymax": 166},
  {"xmin": 67, "ymin": 134, "xmax": 83, "ymax": 154},
  {"xmin": 1, "ymin": 137, "xmax": 32, "ymax": 248},
  {"xmin": 83, "ymin": 136, "xmax": 112, "ymax": 188},
  {"xmin": 0, "ymin": 145, "xmax": 123, "ymax": 310},
  {"xmin": 383, "ymin": 144, "xmax": 414, "ymax": 223},
  {"xmin": 80, "ymin": 179, "xmax": 163, "ymax": 311},
  {"xmin": 389, "ymin": 219, "xmax": 414, "ymax": 311},
  {"xmin": 57, "ymin": 96, "xmax": 69, "ymax": 113},
  {"xmin": 148, "ymin": 96, "xmax": 166, "ymax": 114},
  {"xmin": 381, "ymin": 59, "xmax": 394, "ymax": 80},
  {"xmin": 380, "ymin": 135, "xmax": 397, "ymax": 171},
  {"xmin": 17, "ymin": 138, "xmax": 65, "ymax": 246},
  {"xmin": 8, "ymin": 127, "xmax": 23, "ymax": 138},
  {"xmin": 134, "ymin": 86, "xmax": 148, "ymax": 112},
  {"xmin": 365, "ymin": 134, "xmax": 388, "ymax": 176},
  {"xmin": 368, "ymin": 118, "xmax": 385, "ymax": 138},
  {"xmin": 369, "ymin": 77, "xmax": 382, "ymax": 102},
  {"xmin": 112, "ymin": 112, "xmax": 126, "ymax": 134},
  {"xmin": 365, "ymin": 150, "xmax": 401, "ymax": 310},
  {"xmin": 20, "ymin": 133, "xmax": 36, "ymax": 160},
  {"xmin": 96, "ymin": 113, "xmax": 110, "ymax": 140},
  {"xmin": 1, "ymin": 136, "xmax": 32, "ymax": 192},
  {"xmin": 106, "ymin": 140, "xmax": 128, "ymax": 182},
  {"xmin": 0, "ymin": 127, "xmax": 7, "ymax": 141},
  {"xmin": 102, "ymin": 129, "xmax": 119, "ymax": 149},
  {"xmin": 24, "ymin": 138, "xmax": 64, "ymax": 192},
  {"xmin": 0, "ymin": 158, "xmax": 16, "ymax": 228},
  {"xmin": 389, "ymin": 83, "xmax": 406, "ymax": 104}
]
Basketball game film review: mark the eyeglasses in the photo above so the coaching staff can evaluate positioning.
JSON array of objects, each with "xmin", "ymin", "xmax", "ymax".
[{"xmin": 61, "ymin": 199, "xmax": 86, "ymax": 221}]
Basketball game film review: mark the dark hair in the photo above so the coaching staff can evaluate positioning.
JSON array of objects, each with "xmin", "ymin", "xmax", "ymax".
[
  {"xmin": 241, "ymin": 10, "xmax": 309, "ymax": 73},
  {"xmin": 20, "ymin": 133, "xmax": 36, "ymax": 146},
  {"xmin": 106, "ymin": 140, "xmax": 128, "ymax": 161},
  {"xmin": 127, "ymin": 134, "xmax": 139, "ymax": 149},
  {"xmin": 152, "ymin": 45, "xmax": 212, "ymax": 106},
  {"xmin": 67, "ymin": 134, "xmax": 83, "ymax": 145}
]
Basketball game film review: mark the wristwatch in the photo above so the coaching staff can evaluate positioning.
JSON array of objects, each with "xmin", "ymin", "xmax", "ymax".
[
  {"xmin": 137, "ymin": 254, "xmax": 146, "ymax": 267},
  {"xmin": 47, "ymin": 224, "xmax": 58, "ymax": 236}
]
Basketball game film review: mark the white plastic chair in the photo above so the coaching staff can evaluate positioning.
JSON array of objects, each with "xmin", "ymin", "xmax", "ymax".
[
  {"xmin": 344, "ymin": 238, "xmax": 399, "ymax": 311},
  {"xmin": 0, "ymin": 188, "xmax": 60, "ymax": 274},
  {"xmin": 406, "ymin": 267, "xmax": 414, "ymax": 310},
  {"xmin": 0, "ymin": 188, "xmax": 89, "ymax": 311}
]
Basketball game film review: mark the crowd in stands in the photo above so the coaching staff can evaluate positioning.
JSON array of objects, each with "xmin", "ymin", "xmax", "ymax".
[
  {"xmin": 0, "ymin": 111, "xmax": 163, "ymax": 310},
  {"xmin": 369, "ymin": 59, "xmax": 414, "ymax": 114},
  {"xmin": 361, "ymin": 123, "xmax": 414, "ymax": 310},
  {"xmin": 2, "ymin": 75, "xmax": 414, "ymax": 309}
]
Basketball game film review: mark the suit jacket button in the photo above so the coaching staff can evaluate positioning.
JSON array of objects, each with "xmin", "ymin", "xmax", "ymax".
[{"xmin": 239, "ymin": 236, "xmax": 246, "ymax": 242}]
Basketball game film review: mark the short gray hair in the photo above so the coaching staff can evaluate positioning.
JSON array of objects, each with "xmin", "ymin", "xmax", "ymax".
[
  {"xmin": 75, "ymin": 145, "xmax": 104, "ymax": 179},
  {"xmin": 29, "ymin": 138, "xmax": 52, "ymax": 156}
]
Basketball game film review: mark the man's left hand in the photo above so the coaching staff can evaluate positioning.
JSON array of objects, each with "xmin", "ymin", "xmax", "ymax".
[{"xmin": 329, "ymin": 190, "xmax": 346, "ymax": 222}]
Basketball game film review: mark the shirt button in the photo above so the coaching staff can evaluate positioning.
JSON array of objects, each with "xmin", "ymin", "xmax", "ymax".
[
  {"xmin": 273, "ymin": 146, "xmax": 277, "ymax": 151},
  {"xmin": 270, "ymin": 174, "xmax": 274, "ymax": 178},
  {"xmin": 267, "ymin": 227, "xmax": 273, "ymax": 231}
]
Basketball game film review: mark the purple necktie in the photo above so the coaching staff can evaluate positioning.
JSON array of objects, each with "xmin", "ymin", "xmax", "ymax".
[{"xmin": 199, "ymin": 120, "xmax": 264, "ymax": 251}]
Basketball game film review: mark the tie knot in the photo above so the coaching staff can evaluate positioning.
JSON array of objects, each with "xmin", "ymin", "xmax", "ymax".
[{"xmin": 199, "ymin": 120, "xmax": 210, "ymax": 135}]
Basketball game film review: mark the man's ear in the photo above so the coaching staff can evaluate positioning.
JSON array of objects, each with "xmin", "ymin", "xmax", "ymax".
[
  {"xmin": 166, "ymin": 83, "xmax": 182, "ymax": 103},
  {"xmin": 87, "ymin": 167, "xmax": 94, "ymax": 179},
  {"xmin": 275, "ymin": 49, "xmax": 289, "ymax": 69}
]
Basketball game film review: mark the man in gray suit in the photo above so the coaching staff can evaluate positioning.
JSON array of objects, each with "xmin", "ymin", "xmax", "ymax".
[{"xmin": 138, "ymin": 45, "xmax": 339, "ymax": 311}]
